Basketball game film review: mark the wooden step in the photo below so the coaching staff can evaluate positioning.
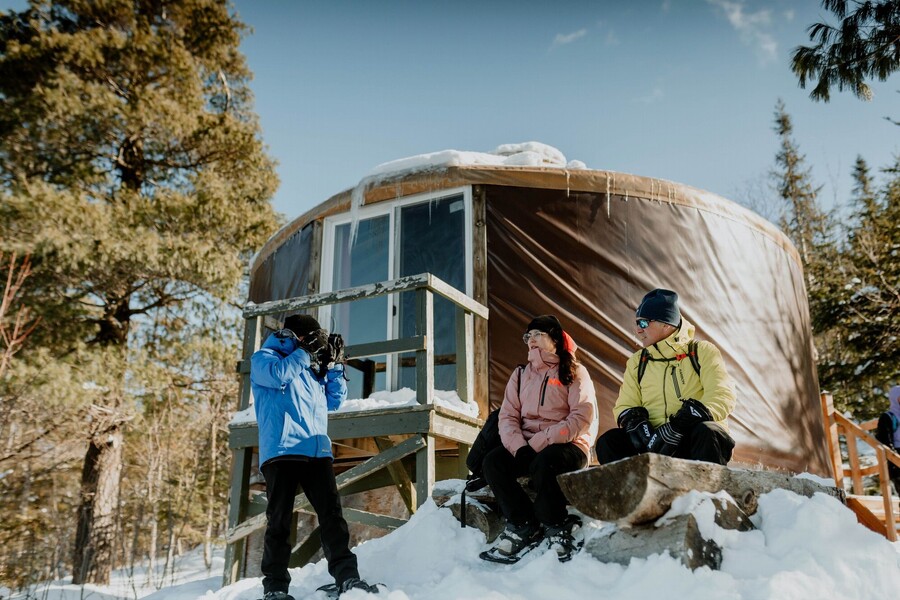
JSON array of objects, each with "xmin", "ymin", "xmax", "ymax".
[{"xmin": 846, "ymin": 494, "xmax": 899, "ymax": 540}]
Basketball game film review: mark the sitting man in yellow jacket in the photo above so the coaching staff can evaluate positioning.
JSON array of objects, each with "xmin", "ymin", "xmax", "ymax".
[{"xmin": 595, "ymin": 288, "xmax": 737, "ymax": 465}]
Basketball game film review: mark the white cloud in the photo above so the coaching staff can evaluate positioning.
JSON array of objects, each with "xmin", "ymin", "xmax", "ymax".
[
  {"xmin": 552, "ymin": 28, "xmax": 587, "ymax": 47},
  {"xmin": 635, "ymin": 86, "xmax": 665, "ymax": 104},
  {"xmin": 707, "ymin": 0, "xmax": 778, "ymax": 64}
]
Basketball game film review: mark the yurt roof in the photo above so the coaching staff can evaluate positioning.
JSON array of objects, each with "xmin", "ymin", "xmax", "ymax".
[{"xmin": 252, "ymin": 143, "xmax": 797, "ymax": 272}]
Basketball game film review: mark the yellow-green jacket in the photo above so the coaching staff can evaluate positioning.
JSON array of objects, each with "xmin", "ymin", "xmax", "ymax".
[{"xmin": 613, "ymin": 318, "xmax": 736, "ymax": 428}]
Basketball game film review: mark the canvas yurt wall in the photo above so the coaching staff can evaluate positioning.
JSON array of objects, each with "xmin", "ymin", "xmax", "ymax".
[{"xmin": 248, "ymin": 165, "xmax": 828, "ymax": 475}]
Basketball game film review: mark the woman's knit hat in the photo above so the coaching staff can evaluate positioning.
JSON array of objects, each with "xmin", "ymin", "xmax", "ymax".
[{"xmin": 526, "ymin": 314, "xmax": 576, "ymax": 353}]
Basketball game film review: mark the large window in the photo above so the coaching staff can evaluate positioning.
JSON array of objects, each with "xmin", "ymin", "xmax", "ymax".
[
  {"xmin": 321, "ymin": 189, "xmax": 471, "ymax": 398},
  {"xmin": 329, "ymin": 215, "xmax": 390, "ymax": 400}
]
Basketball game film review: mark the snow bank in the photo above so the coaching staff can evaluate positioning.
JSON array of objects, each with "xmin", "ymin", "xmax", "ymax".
[{"xmin": 14, "ymin": 487, "xmax": 896, "ymax": 600}]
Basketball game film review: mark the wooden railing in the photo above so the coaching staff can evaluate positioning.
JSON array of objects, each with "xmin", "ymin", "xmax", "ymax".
[
  {"xmin": 240, "ymin": 272, "xmax": 488, "ymax": 408},
  {"xmin": 820, "ymin": 392, "xmax": 900, "ymax": 541}
]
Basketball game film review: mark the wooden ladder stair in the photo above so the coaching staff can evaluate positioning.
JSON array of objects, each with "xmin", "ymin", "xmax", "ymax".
[{"xmin": 821, "ymin": 392, "xmax": 900, "ymax": 541}]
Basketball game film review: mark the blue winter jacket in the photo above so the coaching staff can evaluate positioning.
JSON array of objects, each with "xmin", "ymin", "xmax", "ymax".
[{"xmin": 250, "ymin": 331, "xmax": 347, "ymax": 466}]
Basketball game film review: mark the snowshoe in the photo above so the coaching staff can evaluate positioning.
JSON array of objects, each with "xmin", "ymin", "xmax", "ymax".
[
  {"xmin": 545, "ymin": 514, "xmax": 583, "ymax": 562},
  {"xmin": 316, "ymin": 578, "xmax": 382, "ymax": 598},
  {"xmin": 316, "ymin": 583, "xmax": 339, "ymax": 598},
  {"xmin": 479, "ymin": 521, "xmax": 543, "ymax": 564}
]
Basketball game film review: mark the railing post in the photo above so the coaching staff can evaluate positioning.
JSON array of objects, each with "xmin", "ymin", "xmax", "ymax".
[
  {"xmin": 415, "ymin": 287, "xmax": 434, "ymax": 406},
  {"xmin": 415, "ymin": 434, "xmax": 435, "ymax": 509},
  {"xmin": 455, "ymin": 306, "xmax": 473, "ymax": 404},
  {"xmin": 876, "ymin": 446, "xmax": 898, "ymax": 541},
  {"xmin": 820, "ymin": 392, "xmax": 844, "ymax": 487},
  {"xmin": 846, "ymin": 426, "xmax": 864, "ymax": 494},
  {"xmin": 223, "ymin": 315, "xmax": 263, "ymax": 585}
]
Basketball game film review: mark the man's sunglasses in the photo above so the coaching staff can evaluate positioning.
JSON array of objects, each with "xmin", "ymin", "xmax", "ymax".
[{"xmin": 635, "ymin": 318, "xmax": 651, "ymax": 329}]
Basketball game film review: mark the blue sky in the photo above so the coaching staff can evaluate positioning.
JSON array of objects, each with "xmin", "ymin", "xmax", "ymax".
[
  {"xmin": 232, "ymin": 0, "xmax": 899, "ymax": 223},
  {"xmin": 3, "ymin": 0, "xmax": 898, "ymax": 222}
]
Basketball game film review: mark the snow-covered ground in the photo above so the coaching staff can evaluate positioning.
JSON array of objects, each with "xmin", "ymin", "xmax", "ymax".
[{"xmin": 6, "ymin": 484, "xmax": 899, "ymax": 600}]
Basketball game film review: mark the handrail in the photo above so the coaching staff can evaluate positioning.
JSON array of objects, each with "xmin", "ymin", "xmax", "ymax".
[
  {"xmin": 239, "ymin": 272, "xmax": 488, "ymax": 406},
  {"xmin": 832, "ymin": 411, "xmax": 900, "ymax": 471},
  {"xmin": 821, "ymin": 392, "xmax": 898, "ymax": 541}
]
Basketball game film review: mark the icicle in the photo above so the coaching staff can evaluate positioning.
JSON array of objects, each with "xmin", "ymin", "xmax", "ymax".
[
  {"xmin": 606, "ymin": 172, "xmax": 611, "ymax": 219},
  {"xmin": 349, "ymin": 176, "xmax": 370, "ymax": 246},
  {"xmin": 565, "ymin": 168, "xmax": 570, "ymax": 197}
]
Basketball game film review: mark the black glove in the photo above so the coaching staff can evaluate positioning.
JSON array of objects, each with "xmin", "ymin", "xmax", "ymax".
[
  {"xmin": 516, "ymin": 445, "xmax": 537, "ymax": 465},
  {"xmin": 647, "ymin": 399, "xmax": 713, "ymax": 456},
  {"xmin": 327, "ymin": 333, "xmax": 345, "ymax": 364},
  {"xmin": 618, "ymin": 407, "xmax": 655, "ymax": 453},
  {"xmin": 300, "ymin": 329, "xmax": 328, "ymax": 362},
  {"xmin": 647, "ymin": 423, "xmax": 682, "ymax": 456},
  {"xmin": 669, "ymin": 399, "xmax": 713, "ymax": 432}
]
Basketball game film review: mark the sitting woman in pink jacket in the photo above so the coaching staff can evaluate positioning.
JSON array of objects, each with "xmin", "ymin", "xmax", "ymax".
[{"xmin": 480, "ymin": 315, "xmax": 598, "ymax": 564}]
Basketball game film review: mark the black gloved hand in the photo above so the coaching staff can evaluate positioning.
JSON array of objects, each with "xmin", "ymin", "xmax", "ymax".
[
  {"xmin": 647, "ymin": 400, "xmax": 713, "ymax": 456},
  {"xmin": 515, "ymin": 445, "xmax": 537, "ymax": 465},
  {"xmin": 298, "ymin": 327, "xmax": 328, "ymax": 357},
  {"xmin": 618, "ymin": 406, "xmax": 654, "ymax": 454},
  {"xmin": 327, "ymin": 333, "xmax": 345, "ymax": 364},
  {"xmin": 618, "ymin": 406, "xmax": 655, "ymax": 453},
  {"xmin": 646, "ymin": 423, "xmax": 682, "ymax": 456},
  {"xmin": 669, "ymin": 399, "xmax": 713, "ymax": 432}
]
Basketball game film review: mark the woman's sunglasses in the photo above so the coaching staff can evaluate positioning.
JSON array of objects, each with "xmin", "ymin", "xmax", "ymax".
[{"xmin": 522, "ymin": 331, "xmax": 549, "ymax": 344}]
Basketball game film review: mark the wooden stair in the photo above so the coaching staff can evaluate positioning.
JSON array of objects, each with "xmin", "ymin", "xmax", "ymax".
[
  {"xmin": 846, "ymin": 495, "xmax": 900, "ymax": 539},
  {"xmin": 821, "ymin": 392, "xmax": 900, "ymax": 541}
]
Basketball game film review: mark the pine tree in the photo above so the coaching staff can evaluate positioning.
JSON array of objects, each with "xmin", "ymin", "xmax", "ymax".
[
  {"xmin": 792, "ymin": 0, "xmax": 900, "ymax": 102},
  {"xmin": 770, "ymin": 101, "xmax": 847, "ymax": 407},
  {"xmin": 0, "ymin": 0, "xmax": 278, "ymax": 583},
  {"xmin": 771, "ymin": 100, "xmax": 833, "ymax": 286},
  {"xmin": 839, "ymin": 158, "xmax": 900, "ymax": 415}
]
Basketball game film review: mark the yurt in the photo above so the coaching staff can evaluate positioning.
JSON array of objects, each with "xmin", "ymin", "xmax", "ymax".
[{"xmin": 246, "ymin": 142, "xmax": 828, "ymax": 475}]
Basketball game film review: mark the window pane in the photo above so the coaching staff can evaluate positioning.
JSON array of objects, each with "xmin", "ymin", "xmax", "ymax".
[
  {"xmin": 331, "ymin": 216, "xmax": 389, "ymax": 399},
  {"xmin": 397, "ymin": 195, "xmax": 466, "ymax": 391}
]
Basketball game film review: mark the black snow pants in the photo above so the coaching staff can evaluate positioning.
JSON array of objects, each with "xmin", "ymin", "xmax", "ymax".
[
  {"xmin": 260, "ymin": 458, "xmax": 359, "ymax": 594},
  {"xmin": 595, "ymin": 421, "xmax": 735, "ymax": 466}
]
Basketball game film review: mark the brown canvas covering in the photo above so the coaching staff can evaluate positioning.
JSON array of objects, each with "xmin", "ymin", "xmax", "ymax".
[
  {"xmin": 248, "ymin": 165, "xmax": 828, "ymax": 475},
  {"xmin": 484, "ymin": 185, "xmax": 827, "ymax": 474},
  {"xmin": 249, "ymin": 221, "xmax": 313, "ymax": 304}
]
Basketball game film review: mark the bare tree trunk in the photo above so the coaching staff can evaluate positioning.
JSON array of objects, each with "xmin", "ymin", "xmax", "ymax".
[
  {"xmin": 147, "ymin": 444, "xmax": 160, "ymax": 588},
  {"xmin": 204, "ymin": 406, "xmax": 219, "ymax": 569},
  {"xmin": 72, "ymin": 423, "xmax": 123, "ymax": 585}
]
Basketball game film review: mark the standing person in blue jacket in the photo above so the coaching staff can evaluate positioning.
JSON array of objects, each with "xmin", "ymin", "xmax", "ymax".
[{"xmin": 251, "ymin": 314, "xmax": 377, "ymax": 600}]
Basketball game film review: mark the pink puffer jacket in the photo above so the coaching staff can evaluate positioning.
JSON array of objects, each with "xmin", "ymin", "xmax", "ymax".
[{"xmin": 498, "ymin": 347, "xmax": 598, "ymax": 460}]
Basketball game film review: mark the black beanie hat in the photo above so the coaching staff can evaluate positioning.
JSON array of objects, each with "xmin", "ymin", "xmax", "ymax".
[
  {"xmin": 525, "ymin": 314, "xmax": 577, "ymax": 353},
  {"xmin": 283, "ymin": 314, "xmax": 321, "ymax": 337},
  {"xmin": 526, "ymin": 314, "xmax": 562, "ymax": 335},
  {"xmin": 635, "ymin": 289, "xmax": 681, "ymax": 327}
]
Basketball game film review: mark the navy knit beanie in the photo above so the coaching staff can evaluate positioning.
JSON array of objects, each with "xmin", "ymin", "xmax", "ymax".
[
  {"xmin": 635, "ymin": 289, "xmax": 681, "ymax": 327},
  {"xmin": 283, "ymin": 314, "xmax": 321, "ymax": 337}
]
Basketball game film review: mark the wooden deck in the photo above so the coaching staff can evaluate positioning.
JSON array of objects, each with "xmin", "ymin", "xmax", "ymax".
[{"xmin": 222, "ymin": 273, "xmax": 488, "ymax": 584}]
